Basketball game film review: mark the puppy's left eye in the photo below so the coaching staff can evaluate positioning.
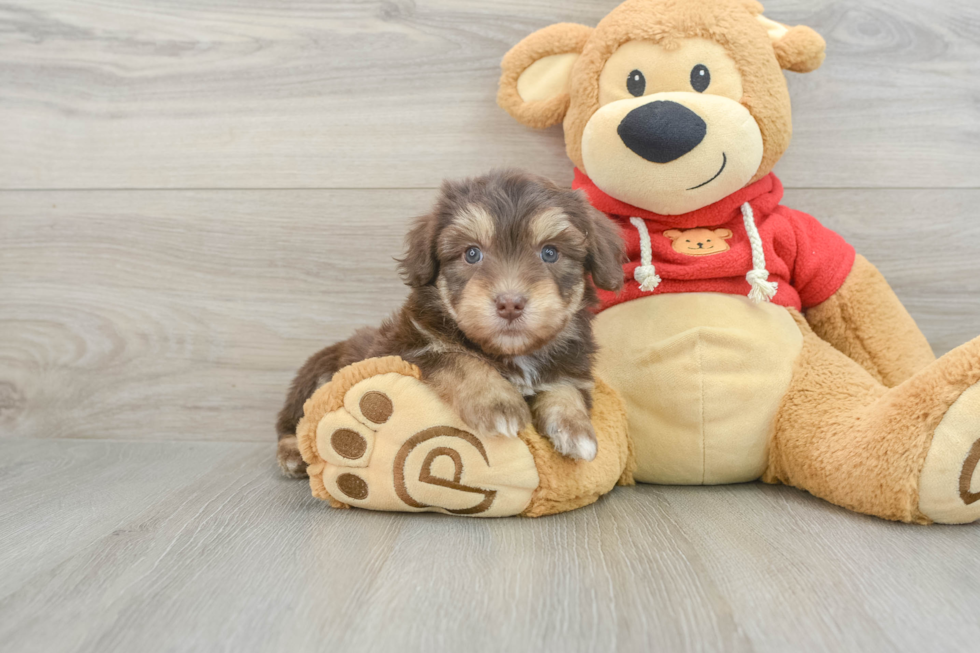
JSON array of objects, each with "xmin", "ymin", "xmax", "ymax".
[
  {"xmin": 540, "ymin": 245, "xmax": 559, "ymax": 263},
  {"xmin": 464, "ymin": 246, "xmax": 483, "ymax": 264}
]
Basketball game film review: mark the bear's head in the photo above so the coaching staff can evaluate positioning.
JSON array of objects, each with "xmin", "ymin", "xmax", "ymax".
[
  {"xmin": 664, "ymin": 227, "xmax": 733, "ymax": 255},
  {"xmin": 498, "ymin": 0, "xmax": 825, "ymax": 216}
]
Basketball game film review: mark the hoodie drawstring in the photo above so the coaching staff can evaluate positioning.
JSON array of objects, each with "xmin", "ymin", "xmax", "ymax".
[
  {"xmin": 629, "ymin": 217, "xmax": 662, "ymax": 292},
  {"xmin": 739, "ymin": 202, "xmax": 778, "ymax": 303},
  {"xmin": 628, "ymin": 202, "xmax": 777, "ymax": 303}
]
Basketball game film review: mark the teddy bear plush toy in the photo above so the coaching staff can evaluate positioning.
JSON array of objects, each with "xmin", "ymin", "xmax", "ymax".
[
  {"xmin": 298, "ymin": 0, "xmax": 979, "ymax": 523},
  {"xmin": 496, "ymin": 0, "xmax": 980, "ymax": 524}
]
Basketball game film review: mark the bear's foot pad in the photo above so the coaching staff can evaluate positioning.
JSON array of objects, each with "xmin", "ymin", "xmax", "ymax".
[
  {"xmin": 918, "ymin": 381, "xmax": 980, "ymax": 524},
  {"xmin": 297, "ymin": 358, "xmax": 540, "ymax": 517}
]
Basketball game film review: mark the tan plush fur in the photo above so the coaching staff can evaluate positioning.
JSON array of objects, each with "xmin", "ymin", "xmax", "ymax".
[
  {"xmin": 772, "ymin": 25, "xmax": 826, "ymax": 73},
  {"xmin": 765, "ymin": 313, "xmax": 980, "ymax": 523},
  {"xmin": 806, "ymin": 255, "xmax": 936, "ymax": 387},
  {"xmin": 297, "ymin": 356, "xmax": 634, "ymax": 517},
  {"xmin": 498, "ymin": 0, "xmax": 826, "ymax": 184},
  {"xmin": 498, "ymin": 23, "xmax": 594, "ymax": 129},
  {"xmin": 297, "ymin": 356, "xmax": 421, "ymax": 507},
  {"xmin": 521, "ymin": 377, "xmax": 635, "ymax": 517}
]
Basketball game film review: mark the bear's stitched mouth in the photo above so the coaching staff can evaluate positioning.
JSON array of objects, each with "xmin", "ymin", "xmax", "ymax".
[{"xmin": 686, "ymin": 152, "xmax": 727, "ymax": 191}]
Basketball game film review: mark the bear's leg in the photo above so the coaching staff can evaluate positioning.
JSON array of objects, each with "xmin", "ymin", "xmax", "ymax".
[{"xmin": 764, "ymin": 314, "xmax": 980, "ymax": 524}]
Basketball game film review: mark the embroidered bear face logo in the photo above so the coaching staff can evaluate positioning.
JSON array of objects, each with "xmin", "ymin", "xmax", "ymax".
[{"xmin": 663, "ymin": 228, "xmax": 733, "ymax": 256}]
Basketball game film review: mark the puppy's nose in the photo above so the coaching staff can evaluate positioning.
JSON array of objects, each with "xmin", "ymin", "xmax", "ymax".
[
  {"xmin": 617, "ymin": 100, "xmax": 707, "ymax": 164},
  {"xmin": 495, "ymin": 294, "xmax": 526, "ymax": 322}
]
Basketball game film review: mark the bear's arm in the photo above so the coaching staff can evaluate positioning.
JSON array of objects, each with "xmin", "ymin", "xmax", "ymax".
[{"xmin": 805, "ymin": 254, "xmax": 935, "ymax": 387}]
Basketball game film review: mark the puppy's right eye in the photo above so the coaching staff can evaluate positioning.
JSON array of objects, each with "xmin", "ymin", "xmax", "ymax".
[
  {"xmin": 464, "ymin": 246, "xmax": 483, "ymax": 264},
  {"xmin": 627, "ymin": 69, "xmax": 646, "ymax": 97}
]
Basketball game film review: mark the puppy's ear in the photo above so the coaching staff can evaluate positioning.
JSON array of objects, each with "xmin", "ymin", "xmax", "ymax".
[
  {"xmin": 582, "ymin": 204, "xmax": 625, "ymax": 292},
  {"xmin": 397, "ymin": 212, "xmax": 439, "ymax": 287}
]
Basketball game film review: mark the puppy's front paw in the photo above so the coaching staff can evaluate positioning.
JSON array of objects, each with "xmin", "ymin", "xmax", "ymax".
[
  {"xmin": 426, "ymin": 360, "xmax": 531, "ymax": 439},
  {"xmin": 536, "ymin": 411, "xmax": 598, "ymax": 461},
  {"xmin": 456, "ymin": 391, "xmax": 531, "ymax": 439}
]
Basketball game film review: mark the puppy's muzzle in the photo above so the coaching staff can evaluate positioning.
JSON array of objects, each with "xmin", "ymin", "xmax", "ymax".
[{"xmin": 617, "ymin": 100, "xmax": 707, "ymax": 164}]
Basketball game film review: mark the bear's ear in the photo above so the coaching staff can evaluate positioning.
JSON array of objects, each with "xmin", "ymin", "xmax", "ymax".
[
  {"xmin": 757, "ymin": 15, "xmax": 826, "ymax": 73},
  {"xmin": 498, "ymin": 23, "xmax": 594, "ymax": 129},
  {"xmin": 663, "ymin": 230, "xmax": 683, "ymax": 241},
  {"xmin": 714, "ymin": 228, "xmax": 734, "ymax": 240}
]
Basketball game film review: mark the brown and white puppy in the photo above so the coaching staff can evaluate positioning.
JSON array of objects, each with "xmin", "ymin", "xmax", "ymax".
[{"xmin": 276, "ymin": 169, "xmax": 624, "ymax": 477}]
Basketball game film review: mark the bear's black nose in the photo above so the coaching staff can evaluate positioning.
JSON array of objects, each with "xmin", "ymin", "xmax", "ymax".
[{"xmin": 617, "ymin": 101, "xmax": 707, "ymax": 164}]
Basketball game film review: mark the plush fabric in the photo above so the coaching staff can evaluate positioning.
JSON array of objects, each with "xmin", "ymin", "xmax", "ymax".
[
  {"xmin": 574, "ymin": 171, "xmax": 856, "ymax": 312},
  {"xmin": 918, "ymin": 382, "xmax": 980, "ymax": 523},
  {"xmin": 563, "ymin": 0, "xmax": 795, "ymax": 180},
  {"xmin": 765, "ymin": 313, "xmax": 980, "ymax": 524},
  {"xmin": 805, "ymin": 254, "xmax": 936, "ymax": 387},
  {"xmin": 498, "ymin": 0, "xmax": 816, "ymax": 183},
  {"xmin": 296, "ymin": 357, "xmax": 634, "ymax": 518},
  {"xmin": 517, "ymin": 53, "xmax": 580, "ymax": 103},
  {"xmin": 581, "ymin": 75, "xmax": 764, "ymax": 214},
  {"xmin": 593, "ymin": 293, "xmax": 802, "ymax": 484},
  {"xmin": 498, "ymin": 23, "xmax": 594, "ymax": 130},
  {"xmin": 297, "ymin": 356, "xmax": 420, "ymax": 508},
  {"xmin": 771, "ymin": 25, "xmax": 827, "ymax": 73}
]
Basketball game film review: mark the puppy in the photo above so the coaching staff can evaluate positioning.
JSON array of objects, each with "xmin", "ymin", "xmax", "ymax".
[{"xmin": 276, "ymin": 169, "xmax": 624, "ymax": 477}]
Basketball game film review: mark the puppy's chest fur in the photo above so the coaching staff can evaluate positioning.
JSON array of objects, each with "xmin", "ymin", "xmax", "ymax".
[
  {"xmin": 498, "ymin": 347, "xmax": 591, "ymax": 398},
  {"xmin": 502, "ymin": 356, "xmax": 546, "ymax": 397}
]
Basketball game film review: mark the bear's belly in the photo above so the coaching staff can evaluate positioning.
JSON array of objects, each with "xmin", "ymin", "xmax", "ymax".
[{"xmin": 594, "ymin": 293, "xmax": 803, "ymax": 485}]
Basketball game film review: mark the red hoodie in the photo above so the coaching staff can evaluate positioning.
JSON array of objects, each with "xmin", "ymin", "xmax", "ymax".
[{"xmin": 573, "ymin": 170, "xmax": 856, "ymax": 313}]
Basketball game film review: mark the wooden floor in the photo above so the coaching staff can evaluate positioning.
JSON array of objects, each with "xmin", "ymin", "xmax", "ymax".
[
  {"xmin": 2, "ymin": 1, "xmax": 979, "ymax": 651},
  {"xmin": 1, "ymin": 439, "xmax": 979, "ymax": 653}
]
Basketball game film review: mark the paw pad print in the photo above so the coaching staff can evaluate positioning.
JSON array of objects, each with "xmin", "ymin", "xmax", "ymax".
[
  {"xmin": 918, "ymin": 381, "xmax": 980, "ymax": 524},
  {"xmin": 961, "ymin": 440, "xmax": 980, "ymax": 506},
  {"xmin": 301, "ymin": 369, "xmax": 540, "ymax": 517},
  {"xmin": 358, "ymin": 391, "xmax": 393, "ymax": 424}
]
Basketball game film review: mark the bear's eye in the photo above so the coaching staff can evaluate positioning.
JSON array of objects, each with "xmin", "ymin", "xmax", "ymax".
[
  {"xmin": 627, "ymin": 69, "xmax": 646, "ymax": 97},
  {"xmin": 706, "ymin": 239, "xmax": 712, "ymax": 242},
  {"xmin": 464, "ymin": 246, "xmax": 483, "ymax": 264},
  {"xmin": 540, "ymin": 245, "xmax": 559, "ymax": 263},
  {"xmin": 691, "ymin": 64, "xmax": 710, "ymax": 93},
  {"xmin": 685, "ymin": 239, "xmax": 691, "ymax": 243}
]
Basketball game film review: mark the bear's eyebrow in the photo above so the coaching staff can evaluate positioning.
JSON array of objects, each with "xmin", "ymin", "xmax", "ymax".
[{"xmin": 529, "ymin": 207, "xmax": 580, "ymax": 244}]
